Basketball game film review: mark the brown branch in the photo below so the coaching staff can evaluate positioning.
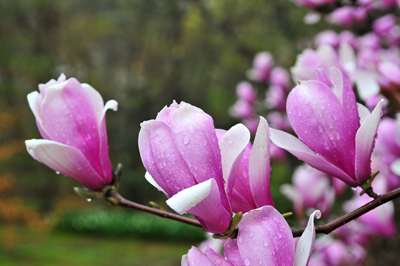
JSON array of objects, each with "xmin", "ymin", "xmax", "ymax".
[
  {"xmin": 105, "ymin": 189, "xmax": 203, "ymax": 228},
  {"xmin": 105, "ymin": 186, "xmax": 400, "ymax": 239},
  {"xmin": 292, "ymin": 186, "xmax": 400, "ymax": 237}
]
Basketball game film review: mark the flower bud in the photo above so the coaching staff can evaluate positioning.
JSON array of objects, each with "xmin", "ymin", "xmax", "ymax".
[{"xmin": 26, "ymin": 74, "xmax": 118, "ymax": 190}]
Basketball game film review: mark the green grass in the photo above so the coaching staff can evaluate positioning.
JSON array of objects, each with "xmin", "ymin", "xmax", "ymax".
[{"xmin": 0, "ymin": 226, "xmax": 195, "ymax": 266}]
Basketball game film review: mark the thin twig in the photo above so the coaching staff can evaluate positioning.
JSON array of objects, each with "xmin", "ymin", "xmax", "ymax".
[
  {"xmin": 292, "ymin": 186, "xmax": 400, "ymax": 237},
  {"xmin": 106, "ymin": 189, "xmax": 203, "ymax": 228}
]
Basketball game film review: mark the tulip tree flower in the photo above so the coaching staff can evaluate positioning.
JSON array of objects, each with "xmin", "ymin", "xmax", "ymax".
[
  {"xmin": 182, "ymin": 206, "xmax": 321, "ymax": 266},
  {"xmin": 271, "ymin": 67, "xmax": 383, "ymax": 188},
  {"xmin": 25, "ymin": 74, "xmax": 118, "ymax": 191}
]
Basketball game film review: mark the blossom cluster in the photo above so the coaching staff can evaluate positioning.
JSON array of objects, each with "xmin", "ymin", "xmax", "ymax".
[{"xmin": 23, "ymin": 0, "xmax": 400, "ymax": 265}]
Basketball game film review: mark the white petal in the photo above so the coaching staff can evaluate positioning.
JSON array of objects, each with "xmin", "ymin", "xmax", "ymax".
[
  {"xmin": 354, "ymin": 70, "xmax": 380, "ymax": 100},
  {"xmin": 145, "ymin": 171, "xmax": 166, "ymax": 194},
  {"xmin": 357, "ymin": 103, "xmax": 371, "ymax": 125},
  {"xmin": 166, "ymin": 179, "xmax": 213, "ymax": 215},
  {"xmin": 294, "ymin": 210, "xmax": 321, "ymax": 266},
  {"xmin": 219, "ymin": 123, "xmax": 250, "ymax": 183},
  {"xmin": 355, "ymin": 100, "xmax": 384, "ymax": 183}
]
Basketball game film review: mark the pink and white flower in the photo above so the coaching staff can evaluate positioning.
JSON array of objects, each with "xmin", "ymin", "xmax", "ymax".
[{"xmin": 26, "ymin": 74, "xmax": 117, "ymax": 191}]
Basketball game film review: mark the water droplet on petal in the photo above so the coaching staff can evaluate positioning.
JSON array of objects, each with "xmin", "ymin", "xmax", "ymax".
[
  {"xmin": 244, "ymin": 258, "xmax": 251, "ymax": 266},
  {"xmin": 183, "ymin": 136, "xmax": 190, "ymax": 145},
  {"xmin": 55, "ymin": 171, "xmax": 60, "ymax": 175}
]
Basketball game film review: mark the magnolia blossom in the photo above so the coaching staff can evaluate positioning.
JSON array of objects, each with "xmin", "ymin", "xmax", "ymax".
[
  {"xmin": 373, "ymin": 117, "xmax": 400, "ymax": 188},
  {"xmin": 139, "ymin": 101, "xmax": 232, "ymax": 234},
  {"xmin": 291, "ymin": 45, "xmax": 345, "ymax": 82},
  {"xmin": 271, "ymin": 67, "xmax": 383, "ymax": 187},
  {"xmin": 25, "ymin": 74, "xmax": 117, "ymax": 191},
  {"xmin": 139, "ymin": 101, "xmax": 273, "ymax": 234},
  {"xmin": 281, "ymin": 164, "xmax": 335, "ymax": 217},
  {"xmin": 182, "ymin": 206, "xmax": 321, "ymax": 266},
  {"xmin": 246, "ymin": 52, "xmax": 274, "ymax": 82},
  {"xmin": 309, "ymin": 236, "xmax": 366, "ymax": 266}
]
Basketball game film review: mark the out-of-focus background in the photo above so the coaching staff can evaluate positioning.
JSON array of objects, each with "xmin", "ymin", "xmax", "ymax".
[{"xmin": 0, "ymin": 1, "xmax": 399, "ymax": 265}]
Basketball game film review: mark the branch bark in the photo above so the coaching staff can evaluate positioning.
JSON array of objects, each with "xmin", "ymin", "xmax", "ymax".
[
  {"xmin": 106, "ymin": 189, "xmax": 203, "ymax": 228},
  {"xmin": 292, "ymin": 186, "xmax": 400, "ymax": 237},
  {"xmin": 105, "ymin": 187, "xmax": 400, "ymax": 238}
]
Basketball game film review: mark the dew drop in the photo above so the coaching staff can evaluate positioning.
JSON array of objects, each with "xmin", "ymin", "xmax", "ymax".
[
  {"xmin": 263, "ymin": 240, "xmax": 269, "ymax": 247},
  {"xmin": 55, "ymin": 171, "xmax": 60, "ymax": 175},
  {"xmin": 244, "ymin": 258, "xmax": 251, "ymax": 266},
  {"xmin": 258, "ymin": 260, "xmax": 263, "ymax": 265},
  {"xmin": 320, "ymin": 105, "xmax": 326, "ymax": 110},
  {"xmin": 87, "ymin": 198, "xmax": 92, "ymax": 202},
  {"xmin": 351, "ymin": 187, "xmax": 357, "ymax": 191},
  {"xmin": 183, "ymin": 136, "xmax": 190, "ymax": 145}
]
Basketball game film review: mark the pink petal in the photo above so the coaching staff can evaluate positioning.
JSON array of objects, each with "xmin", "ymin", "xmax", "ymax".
[
  {"xmin": 294, "ymin": 210, "xmax": 321, "ymax": 266},
  {"xmin": 224, "ymin": 239, "xmax": 246, "ymax": 266},
  {"xmin": 167, "ymin": 179, "xmax": 231, "ymax": 234},
  {"xmin": 182, "ymin": 247, "xmax": 217, "ymax": 266},
  {"xmin": 25, "ymin": 139, "xmax": 105, "ymax": 190},
  {"xmin": 270, "ymin": 128, "xmax": 358, "ymax": 187},
  {"xmin": 138, "ymin": 120, "xmax": 196, "ymax": 197},
  {"xmin": 355, "ymin": 100, "xmax": 384, "ymax": 184},
  {"xmin": 170, "ymin": 103, "xmax": 229, "ymax": 212},
  {"xmin": 249, "ymin": 117, "xmax": 274, "ymax": 207},
  {"xmin": 237, "ymin": 206, "xmax": 295, "ymax": 266},
  {"xmin": 80, "ymin": 83, "xmax": 105, "ymax": 124},
  {"xmin": 41, "ymin": 78, "xmax": 103, "ymax": 177}
]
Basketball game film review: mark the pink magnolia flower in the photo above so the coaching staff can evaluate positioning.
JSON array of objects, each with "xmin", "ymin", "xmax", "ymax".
[
  {"xmin": 236, "ymin": 81, "xmax": 257, "ymax": 103},
  {"xmin": 25, "ymin": 74, "xmax": 118, "ymax": 191},
  {"xmin": 270, "ymin": 67, "xmax": 291, "ymax": 90},
  {"xmin": 327, "ymin": 7, "xmax": 356, "ymax": 26},
  {"xmin": 229, "ymin": 100, "xmax": 254, "ymax": 119},
  {"xmin": 291, "ymin": 45, "xmax": 346, "ymax": 82},
  {"xmin": 247, "ymin": 52, "xmax": 274, "ymax": 82},
  {"xmin": 315, "ymin": 30, "xmax": 340, "ymax": 49},
  {"xmin": 281, "ymin": 164, "xmax": 335, "ymax": 217},
  {"xmin": 373, "ymin": 14, "xmax": 397, "ymax": 37},
  {"xmin": 373, "ymin": 117, "xmax": 400, "ymax": 189},
  {"xmin": 309, "ymin": 236, "xmax": 366, "ymax": 266},
  {"xmin": 139, "ymin": 101, "xmax": 232, "ymax": 234},
  {"xmin": 182, "ymin": 206, "xmax": 321, "ymax": 266},
  {"xmin": 271, "ymin": 67, "xmax": 383, "ymax": 187}
]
